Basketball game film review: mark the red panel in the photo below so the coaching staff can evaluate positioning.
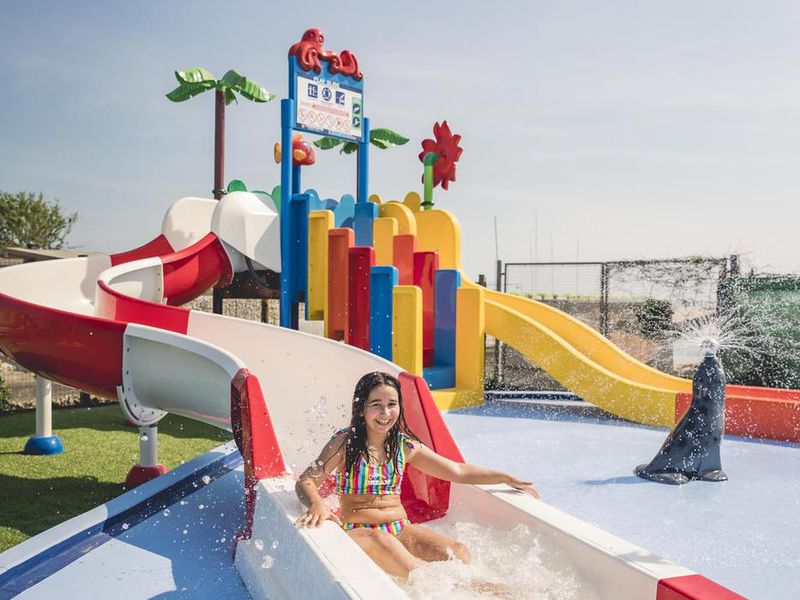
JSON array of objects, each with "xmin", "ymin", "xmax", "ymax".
[
  {"xmin": 727, "ymin": 384, "xmax": 800, "ymax": 401},
  {"xmin": 399, "ymin": 372, "xmax": 465, "ymax": 523},
  {"xmin": 327, "ymin": 228, "xmax": 354, "ymax": 341},
  {"xmin": 347, "ymin": 246, "xmax": 375, "ymax": 350},
  {"xmin": 393, "ymin": 234, "xmax": 416, "ymax": 285},
  {"xmin": 0, "ymin": 293, "xmax": 124, "ymax": 398},
  {"xmin": 413, "ymin": 251, "xmax": 439, "ymax": 367},
  {"xmin": 110, "ymin": 234, "xmax": 174, "ymax": 266},
  {"xmin": 657, "ymin": 575, "xmax": 748, "ymax": 600},
  {"xmin": 162, "ymin": 233, "xmax": 233, "ymax": 306},
  {"xmin": 96, "ymin": 281, "xmax": 190, "ymax": 334},
  {"xmin": 231, "ymin": 368, "xmax": 286, "ymax": 548},
  {"xmin": 676, "ymin": 391, "xmax": 800, "ymax": 443}
]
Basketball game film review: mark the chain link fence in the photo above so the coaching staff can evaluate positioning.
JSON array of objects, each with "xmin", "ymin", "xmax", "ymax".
[{"xmin": 487, "ymin": 257, "xmax": 733, "ymax": 390}]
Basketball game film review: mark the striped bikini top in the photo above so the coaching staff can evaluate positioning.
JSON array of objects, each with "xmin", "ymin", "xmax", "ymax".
[{"xmin": 334, "ymin": 429, "xmax": 416, "ymax": 495}]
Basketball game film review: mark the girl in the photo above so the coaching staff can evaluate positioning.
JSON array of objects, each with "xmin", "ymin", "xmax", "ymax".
[{"xmin": 295, "ymin": 371, "xmax": 539, "ymax": 578}]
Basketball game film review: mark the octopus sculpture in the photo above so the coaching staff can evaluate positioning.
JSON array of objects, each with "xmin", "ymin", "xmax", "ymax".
[{"xmin": 288, "ymin": 28, "xmax": 363, "ymax": 81}]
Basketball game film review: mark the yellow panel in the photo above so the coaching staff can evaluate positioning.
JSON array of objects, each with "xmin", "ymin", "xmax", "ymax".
[
  {"xmin": 402, "ymin": 191, "xmax": 422, "ymax": 213},
  {"xmin": 378, "ymin": 202, "xmax": 417, "ymax": 236},
  {"xmin": 392, "ymin": 286, "xmax": 422, "ymax": 376},
  {"xmin": 373, "ymin": 217, "xmax": 398, "ymax": 266},
  {"xmin": 431, "ymin": 388, "xmax": 485, "ymax": 411},
  {"xmin": 455, "ymin": 286, "xmax": 485, "ymax": 392},
  {"xmin": 368, "ymin": 193, "xmax": 383, "ymax": 205},
  {"xmin": 308, "ymin": 210, "xmax": 334, "ymax": 322},
  {"xmin": 414, "ymin": 209, "xmax": 462, "ymax": 270}
]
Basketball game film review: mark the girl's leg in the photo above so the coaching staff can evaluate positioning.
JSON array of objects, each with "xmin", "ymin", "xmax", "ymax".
[
  {"xmin": 346, "ymin": 528, "xmax": 422, "ymax": 578},
  {"xmin": 396, "ymin": 524, "xmax": 471, "ymax": 563}
]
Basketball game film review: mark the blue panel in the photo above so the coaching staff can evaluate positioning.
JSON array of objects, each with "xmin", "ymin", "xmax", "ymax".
[
  {"xmin": 357, "ymin": 117, "xmax": 370, "ymax": 203},
  {"xmin": 354, "ymin": 201, "xmax": 378, "ymax": 247},
  {"xmin": 334, "ymin": 194, "xmax": 356, "ymax": 228},
  {"xmin": 305, "ymin": 189, "xmax": 323, "ymax": 211},
  {"xmin": 290, "ymin": 193, "xmax": 310, "ymax": 305},
  {"xmin": 423, "ymin": 365, "xmax": 456, "ymax": 390},
  {"xmin": 369, "ymin": 266, "xmax": 398, "ymax": 360},
  {"xmin": 433, "ymin": 269, "xmax": 461, "ymax": 367},
  {"xmin": 279, "ymin": 99, "xmax": 295, "ymax": 328}
]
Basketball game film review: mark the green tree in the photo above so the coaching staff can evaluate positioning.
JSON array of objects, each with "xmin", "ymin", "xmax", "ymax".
[{"xmin": 0, "ymin": 191, "xmax": 77, "ymax": 249}]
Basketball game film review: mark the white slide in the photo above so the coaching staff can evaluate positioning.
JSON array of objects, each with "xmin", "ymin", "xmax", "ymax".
[{"xmin": 0, "ymin": 193, "xmax": 741, "ymax": 599}]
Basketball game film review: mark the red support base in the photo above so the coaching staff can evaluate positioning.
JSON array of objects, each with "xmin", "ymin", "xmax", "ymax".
[{"xmin": 125, "ymin": 464, "xmax": 169, "ymax": 489}]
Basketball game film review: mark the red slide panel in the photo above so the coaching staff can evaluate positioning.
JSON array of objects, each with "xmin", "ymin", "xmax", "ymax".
[
  {"xmin": 327, "ymin": 228, "xmax": 354, "ymax": 341},
  {"xmin": 657, "ymin": 575, "xmax": 747, "ymax": 600},
  {"xmin": 110, "ymin": 234, "xmax": 174, "ymax": 266},
  {"xmin": 231, "ymin": 368, "xmax": 286, "ymax": 548},
  {"xmin": 0, "ymin": 294, "xmax": 125, "ymax": 399},
  {"xmin": 161, "ymin": 233, "xmax": 233, "ymax": 306},
  {"xmin": 95, "ymin": 281, "xmax": 190, "ymax": 334},
  {"xmin": 347, "ymin": 246, "xmax": 375, "ymax": 350},
  {"xmin": 413, "ymin": 251, "xmax": 439, "ymax": 367},
  {"xmin": 399, "ymin": 372, "xmax": 465, "ymax": 523}
]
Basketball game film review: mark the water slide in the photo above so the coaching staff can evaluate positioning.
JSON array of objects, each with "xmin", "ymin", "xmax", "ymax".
[
  {"xmin": 0, "ymin": 192, "xmax": 742, "ymax": 599},
  {"xmin": 380, "ymin": 198, "xmax": 800, "ymax": 441}
]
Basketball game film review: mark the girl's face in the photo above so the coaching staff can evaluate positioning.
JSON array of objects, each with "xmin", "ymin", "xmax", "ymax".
[{"xmin": 361, "ymin": 384, "xmax": 400, "ymax": 437}]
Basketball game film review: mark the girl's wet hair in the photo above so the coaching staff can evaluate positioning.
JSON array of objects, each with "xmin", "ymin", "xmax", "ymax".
[{"xmin": 342, "ymin": 372, "xmax": 418, "ymax": 474}]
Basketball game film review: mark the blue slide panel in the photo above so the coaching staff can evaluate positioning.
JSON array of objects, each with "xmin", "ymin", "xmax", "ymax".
[
  {"xmin": 369, "ymin": 266, "xmax": 398, "ymax": 360},
  {"xmin": 354, "ymin": 201, "xmax": 378, "ymax": 247},
  {"xmin": 433, "ymin": 269, "xmax": 461, "ymax": 367}
]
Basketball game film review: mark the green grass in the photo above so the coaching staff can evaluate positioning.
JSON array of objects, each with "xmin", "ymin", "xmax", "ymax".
[{"xmin": 0, "ymin": 405, "xmax": 232, "ymax": 553}]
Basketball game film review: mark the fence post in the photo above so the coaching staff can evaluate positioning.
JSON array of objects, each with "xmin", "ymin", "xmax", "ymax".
[
  {"xmin": 493, "ymin": 260, "xmax": 504, "ymax": 386},
  {"xmin": 600, "ymin": 262, "xmax": 609, "ymax": 337}
]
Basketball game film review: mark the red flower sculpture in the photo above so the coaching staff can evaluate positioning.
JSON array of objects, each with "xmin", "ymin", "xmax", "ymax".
[{"xmin": 418, "ymin": 121, "xmax": 463, "ymax": 190}]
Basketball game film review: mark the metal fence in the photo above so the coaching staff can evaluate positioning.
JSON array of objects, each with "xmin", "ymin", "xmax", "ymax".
[{"xmin": 487, "ymin": 256, "xmax": 733, "ymax": 389}]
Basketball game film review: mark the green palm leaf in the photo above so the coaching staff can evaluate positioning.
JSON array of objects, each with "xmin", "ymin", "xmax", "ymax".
[
  {"xmin": 175, "ymin": 67, "xmax": 216, "ymax": 86},
  {"xmin": 341, "ymin": 142, "xmax": 359, "ymax": 154},
  {"xmin": 313, "ymin": 136, "xmax": 345, "ymax": 150},
  {"xmin": 369, "ymin": 128, "xmax": 409, "ymax": 148},
  {"xmin": 220, "ymin": 70, "xmax": 275, "ymax": 103}
]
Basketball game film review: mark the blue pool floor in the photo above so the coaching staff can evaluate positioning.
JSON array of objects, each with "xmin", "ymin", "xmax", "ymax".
[{"xmin": 443, "ymin": 401, "xmax": 800, "ymax": 600}]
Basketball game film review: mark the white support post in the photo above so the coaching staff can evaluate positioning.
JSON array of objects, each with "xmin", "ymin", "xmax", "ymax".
[
  {"xmin": 138, "ymin": 425, "xmax": 159, "ymax": 468},
  {"xmin": 35, "ymin": 375, "xmax": 53, "ymax": 438},
  {"xmin": 23, "ymin": 374, "xmax": 63, "ymax": 455}
]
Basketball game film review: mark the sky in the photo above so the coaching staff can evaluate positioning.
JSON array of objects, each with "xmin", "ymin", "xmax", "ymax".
[{"xmin": 2, "ymin": 1, "xmax": 800, "ymax": 281}]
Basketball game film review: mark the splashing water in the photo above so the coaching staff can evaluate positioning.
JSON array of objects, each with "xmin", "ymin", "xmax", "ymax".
[{"xmin": 399, "ymin": 523, "xmax": 590, "ymax": 600}]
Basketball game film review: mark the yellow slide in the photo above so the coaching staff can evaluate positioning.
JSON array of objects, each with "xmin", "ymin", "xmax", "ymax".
[{"xmin": 407, "ymin": 200, "xmax": 692, "ymax": 427}]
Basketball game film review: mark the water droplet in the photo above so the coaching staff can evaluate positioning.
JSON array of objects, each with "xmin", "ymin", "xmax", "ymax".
[
  {"xmin": 180, "ymin": 500, "xmax": 188, "ymax": 506},
  {"xmin": 202, "ymin": 475, "xmax": 211, "ymax": 485},
  {"xmin": 261, "ymin": 555, "xmax": 274, "ymax": 569},
  {"xmin": 163, "ymin": 509, "xmax": 171, "ymax": 517},
  {"xmin": 198, "ymin": 504, "xmax": 205, "ymax": 510},
  {"xmin": 254, "ymin": 539, "xmax": 264, "ymax": 551},
  {"xmin": 220, "ymin": 537, "xmax": 226, "ymax": 543},
  {"xmin": 121, "ymin": 523, "xmax": 129, "ymax": 530},
  {"xmin": 182, "ymin": 529, "xmax": 188, "ymax": 535},
  {"xmin": 271, "ymin": 540, "xmax": 279, "ymax": 549},
  {"xmin": 140, "ymin": 434, "xmax": 149, "ymax": 441}
]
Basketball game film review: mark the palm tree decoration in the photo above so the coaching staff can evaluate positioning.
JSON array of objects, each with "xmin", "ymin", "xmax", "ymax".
[
  {"xmin": 166, "ymin": 68, "xmax": 276, "ymax": 199},
  {"xmin": 312, "ymin": 128, "xmax": 409, "ymax": 154}
]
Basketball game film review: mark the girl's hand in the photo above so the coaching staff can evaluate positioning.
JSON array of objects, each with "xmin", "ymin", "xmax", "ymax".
[
  {"xmin": 294, "ymin": 500, "xmax": 343, "ymax": 528},
  {"xmin": 508, "ymin": 478, "xmax": 540, "ymax": 499}
]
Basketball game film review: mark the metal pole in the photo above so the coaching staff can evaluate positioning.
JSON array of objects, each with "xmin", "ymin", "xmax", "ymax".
[
  {"xmin": 212, "ymin": 89, "xmax": 226, "ymax": 315},
  {"xmin": 494, "ymin": 259, "xmax": 503, "ymax": 386},
  {"xmin": 600, "ymin": 263, "xmax": 609, "ymax": 336}
]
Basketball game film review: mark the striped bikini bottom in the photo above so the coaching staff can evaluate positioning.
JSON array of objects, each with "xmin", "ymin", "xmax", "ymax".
[{"xmin": 342, "ymin": 518, "xmax": 411, "ymax": 536}]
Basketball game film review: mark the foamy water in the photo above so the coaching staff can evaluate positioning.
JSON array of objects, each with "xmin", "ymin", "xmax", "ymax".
[{"xmin": 398, "ymin": 522, "xmax": 592, "ymax": 600}]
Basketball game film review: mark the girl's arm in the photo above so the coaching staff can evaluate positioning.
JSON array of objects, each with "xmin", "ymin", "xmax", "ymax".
[
  {"xmin": 408, "ymin": 444, "xmax": 540, "ymax": 498},
  {"xmin": 294, "ymin": 433, "xmax": 346, "ymax": 527}
]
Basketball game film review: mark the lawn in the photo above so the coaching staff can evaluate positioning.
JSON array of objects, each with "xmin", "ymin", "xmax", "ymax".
[{"xmin": 0, "ymin": 405, "xmax": 232, "ymax": 552}]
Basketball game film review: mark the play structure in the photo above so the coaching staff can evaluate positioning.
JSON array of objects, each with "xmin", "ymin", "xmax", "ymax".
[{"xmin": 0, "ymin": 27, "xmax": 787, "ymax": 598}]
